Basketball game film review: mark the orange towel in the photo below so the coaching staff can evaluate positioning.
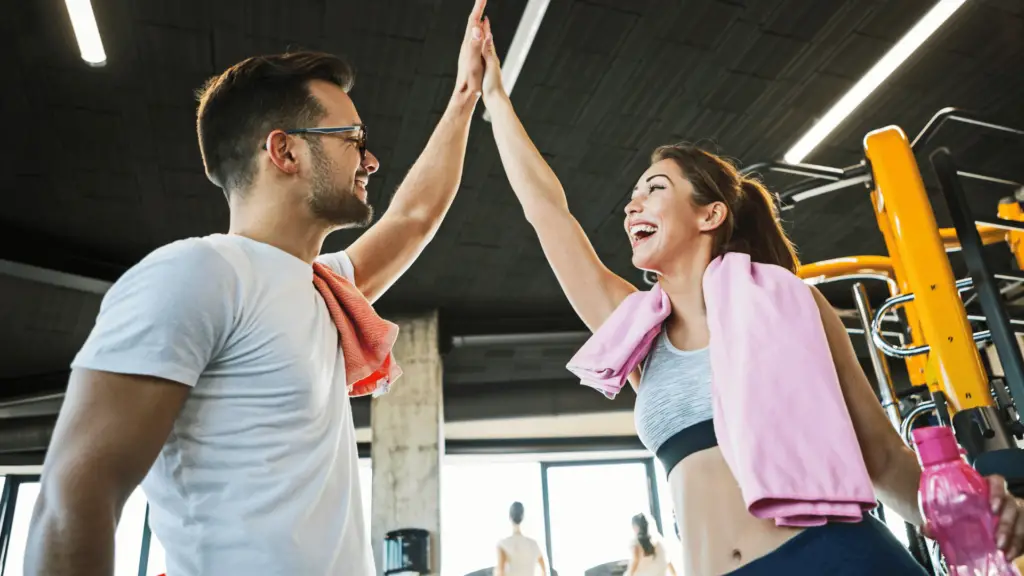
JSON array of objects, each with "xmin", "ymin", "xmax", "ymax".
[{"xmin": 312, "ymin": 262, "xmax": 402, "ymax": 397}]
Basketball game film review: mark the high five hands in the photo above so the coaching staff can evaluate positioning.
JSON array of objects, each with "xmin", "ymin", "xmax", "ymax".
[
  {"xmin": 454, "ymin": 0, "xmax": 489, "ymax": 103},
  {"xmin": 452, "ymin": 0, "xmax": 507, "ymax": 108},
  {"xmin": 479, "ymin": 14, "xmax": 506, "ymax": 106}
]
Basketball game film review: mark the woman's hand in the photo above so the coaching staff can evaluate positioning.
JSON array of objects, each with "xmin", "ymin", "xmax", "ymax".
[
  {"xmin": 479, "ymin": 16, "xmax": 508, "ymax": 106},
  {"xmin": 988, "ymin": 475, "xmax": 1024, "ymax": 559},
  {"xmin": 924, "ymin": 475, "xmax": 1024, "ymax": 559}
]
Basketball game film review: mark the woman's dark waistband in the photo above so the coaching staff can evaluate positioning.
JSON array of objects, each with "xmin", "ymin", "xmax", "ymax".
[{"xmin": 655, "ymin": 419, "xmax": 718, "ymax": 474}]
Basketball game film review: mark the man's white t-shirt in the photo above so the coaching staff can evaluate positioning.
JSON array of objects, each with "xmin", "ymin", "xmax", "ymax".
[
  {"xmin": 72, "ymin": 234, "xmax": 372, "ymax": 576},
  {"xmin": 498, "ymin": 533, "xmax": 543, "ymax": 576}
]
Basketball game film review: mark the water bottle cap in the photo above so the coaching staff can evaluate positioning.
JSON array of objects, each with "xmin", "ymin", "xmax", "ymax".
[
  {"xmin": 912, "ymin": 426, "xmax": 962, "ymax": 466},
  {"xmin": 912, "ymin": 425, "xmax": 954, "ymax": 443}
]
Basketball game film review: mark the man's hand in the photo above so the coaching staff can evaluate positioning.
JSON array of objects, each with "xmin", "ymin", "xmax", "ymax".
[{"xmin": 453, "ymin": 0, "xmax": 487, "ymax": 102}]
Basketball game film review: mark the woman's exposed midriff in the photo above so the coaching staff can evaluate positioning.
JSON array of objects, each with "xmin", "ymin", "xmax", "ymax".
[{"xmin": 668, "ymin": 445, "xmax": 805, "ymax": 576}]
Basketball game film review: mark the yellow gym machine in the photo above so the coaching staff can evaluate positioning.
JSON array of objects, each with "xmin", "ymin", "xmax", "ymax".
[{"xmin": 744, "ymin": 108, "xmax": 1024, "ymax": 574}]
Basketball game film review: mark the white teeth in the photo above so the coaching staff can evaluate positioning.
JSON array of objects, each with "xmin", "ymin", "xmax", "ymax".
[{"xmin": 629, "ymin": 224, "xmax": 658, "ymax": 237}]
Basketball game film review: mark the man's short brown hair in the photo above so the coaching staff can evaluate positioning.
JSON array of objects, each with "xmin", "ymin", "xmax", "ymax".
[{"xmin": 196, "ymin": 51, "xmax": 355, "ymax": 193}]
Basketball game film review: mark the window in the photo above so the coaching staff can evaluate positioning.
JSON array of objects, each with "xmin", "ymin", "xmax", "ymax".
[
  {"xmin": 442, "ymin": 461, "xmax": 545, "ymax": 576},
  {"xmin": 544, "ymin": 461, "xmax": 654, "ymax": 576},
  {"xmin": 4, "ymin": 480, "xmax": 40, "ymax": 576},
  {"xmin": 114, "ymin": 489, "xmax": 148, "ymax": 576},
  {"xmin": 0, "ymin": 480, "xmax": 151, "ymax": 576}
]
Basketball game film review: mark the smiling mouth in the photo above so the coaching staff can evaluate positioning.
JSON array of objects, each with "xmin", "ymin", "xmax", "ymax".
[{"xmin": 629, "ymin": 224, "xmax": 658, "ymax": 247}]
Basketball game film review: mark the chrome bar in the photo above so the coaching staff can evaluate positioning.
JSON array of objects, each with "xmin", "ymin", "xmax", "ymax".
[
  {"xmin": 901, "ymin": 401, "xmax": 936, "ymax": 447},
  {"xmin": 957, "ymin": 171, "xmax": 1023, "ymax": 189},
  {"xmin": 853, "ymin": 283, "xmax": 902, "ymax": 429},
  {"xmin": 870, "ymin": 288, "xmax": 995, "ymax": 358},
  {"xmin": 975, "ymin": 220, "xmax": 1024, "ymax": 234},
  {"xmin": 739, "ymin": 161, "xmax": 845, "ymax": 179},
  {"xmin": 804, "ymin": 272, "xmax": 899, "ymax": 295},
  {"xmin": 967, "ymin": 315, "xmax": 1024, "ymax": 328},
  {"xmin": 789, "ymin": 174, "xmax": 872, "ymax": 204},
  {"xmin": 871, "ymin": 293, "xmax": 928, "ymax": 358}
]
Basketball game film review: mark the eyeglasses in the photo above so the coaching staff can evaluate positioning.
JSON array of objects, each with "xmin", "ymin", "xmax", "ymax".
[{"xmin": 262, "ymin": 125, "xmax": 367, "ymax": 161}]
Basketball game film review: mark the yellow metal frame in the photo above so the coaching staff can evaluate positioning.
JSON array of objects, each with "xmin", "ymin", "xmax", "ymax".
[
  {"xmin": 797, "ymin": 256, "xmax": 895, "ymax": 285},
  {"xmin": 939, "ymin": 224, "xmax": 1010, "ymax": 251},
  {"xmin": 999, "ymin": 200, "xmax": 1024, "ymax": 270},
  {"xmin": 870, "ymin": 191, "xmax": 931, "ymax": 388},
  {"xmin": 864, "ymin": 126, "xmax": 992, "ymax": 412}
]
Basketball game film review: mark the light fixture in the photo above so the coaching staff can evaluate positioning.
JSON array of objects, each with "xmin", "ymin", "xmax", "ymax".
[
  {"xmin": 64, "ymin": 0, "xmax": 106, "ymax": 66},
  {"xmin": 482, "ymin": 0, "xmax": 550, "ymax": 122},
  {"xmin": 783, "ymin": 0, "xmax": 967, "ymax": 164}
]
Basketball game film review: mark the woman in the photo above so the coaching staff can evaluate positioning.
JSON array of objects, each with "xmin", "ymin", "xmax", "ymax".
[
  {"xmin": 626, "ymin": 513, "xmax": 676, "ymax": 576},
  {"xmin": 473, "ymin": 16, "xmax": 1024, "ymax": 576},
  {"xmin": 496, "ymin": 502, "xmax": 547, "ymax": 576}
]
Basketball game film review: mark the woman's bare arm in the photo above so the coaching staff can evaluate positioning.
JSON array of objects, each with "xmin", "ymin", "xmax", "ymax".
[{"xmin": 480, "ymin": 22, "xmax": 636, "ymax": 333}]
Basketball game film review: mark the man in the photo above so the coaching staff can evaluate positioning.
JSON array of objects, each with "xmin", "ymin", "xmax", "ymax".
[{"xmin": 25, "ymin": 1, "xmax": 490, "ymax": 574}]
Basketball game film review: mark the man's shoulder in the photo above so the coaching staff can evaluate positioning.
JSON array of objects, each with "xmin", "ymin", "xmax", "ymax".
[
  {"xmin": 110, "ymin": 235, "xmax": 242, "ymax": 300},
  {"xmin": 135, "ymin": 235, "xmax": 241, "ymax": 276}
]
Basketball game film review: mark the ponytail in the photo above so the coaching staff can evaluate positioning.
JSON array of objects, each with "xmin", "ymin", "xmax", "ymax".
[
  {"xmin": 632, "ymin": 513, "xmax": 656, "ymax": 557},
  {"xmin": 650, "ymin": 144, "xmax": 799, "ymax": 273},
  {"xmin": 727, "ymin": 179, "xmax": 799, "ymax": 273}
]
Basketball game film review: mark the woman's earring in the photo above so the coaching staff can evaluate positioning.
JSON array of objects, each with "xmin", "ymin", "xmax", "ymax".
[{"xmin": 644, "ymin": 271, "xmax": 658, "ymax": 286}]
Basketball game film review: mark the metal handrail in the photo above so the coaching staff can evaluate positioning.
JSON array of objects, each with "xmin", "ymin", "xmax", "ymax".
[
  {"xmin": 901, "ymin": 401, "xmax": 936, "ymax": 446},
  {"xmin": 871, "ymin": 293, "xmax": 932, "ymax": 358},
  {"xmin": 740, "ymin": 109, "xmax": 1023, "ymax": 215},
  {"xmin": 868, "ymin": 275, "xmax": 1021, "ymax": 358},
  {"xmin": 911, "ymin": 107, "xmax": 1024, "ymax": 150},
  {"xmin": 738, "ymin": 161, "xmax": 846, "ymax": 180},
  {"xmin": 808, "ymin": 272, "xmax": 897, "ymax": 294}
]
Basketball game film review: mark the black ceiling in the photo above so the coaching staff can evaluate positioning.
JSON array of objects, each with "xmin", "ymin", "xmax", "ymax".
[{"xmin": 2, "ymin": 0, "xmax": 1023, "ymax": 390}]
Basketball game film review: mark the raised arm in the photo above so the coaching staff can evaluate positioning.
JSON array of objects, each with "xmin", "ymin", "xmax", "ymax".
[
  {"xmin": 478, "ymin": 19, "xmax": 636, "ymax": 332},
  {"xmin": 26, "ymin": 370, "xmax": 189, "ymax": 576},
  {"xmin": 344, "ymin": 0, "xmax": 487, "ymax": 303},
  {"xmin": 814, "ymin": 285, "xmax": 1024, "ymax": 557},
  {"xmin": 811, "ymin": 286, "xmax": 923, "ymax": 526}
]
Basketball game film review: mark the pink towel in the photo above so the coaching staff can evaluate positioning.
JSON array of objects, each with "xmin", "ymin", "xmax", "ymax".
[
  {"xmin": 312, "ymin": 262, "xmax": 402, "ymax": 397},
  {"xmin": 566, "ymin": 252, "xmax": 876, "ymax": 527}
]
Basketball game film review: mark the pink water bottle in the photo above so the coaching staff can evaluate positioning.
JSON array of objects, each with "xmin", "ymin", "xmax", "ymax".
[{"xmin": 912, "ymin": 426, "xmax": 1019, "ymax": 575}]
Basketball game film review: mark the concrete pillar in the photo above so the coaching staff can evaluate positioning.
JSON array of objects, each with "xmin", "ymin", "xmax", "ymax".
[{"xmin": 371, "ymin": 311, "xmax": 444, "ymax": 575}]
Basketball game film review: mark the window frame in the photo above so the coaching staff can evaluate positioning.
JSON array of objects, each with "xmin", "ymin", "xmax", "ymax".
[{"xmin": 539, "ymin": 458, "xmax": 662, "ymax": 572}]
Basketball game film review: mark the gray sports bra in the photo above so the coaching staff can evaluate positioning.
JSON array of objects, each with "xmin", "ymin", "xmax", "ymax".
[{"xmin": 634, "ymin": 330, "xmax": 717, "ymax": 473}]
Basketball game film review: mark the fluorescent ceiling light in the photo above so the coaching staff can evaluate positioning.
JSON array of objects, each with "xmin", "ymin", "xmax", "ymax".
[
  {"xmin": 783, "ymin": 0, "xmax": 967, "ymax": 164},
  {"xmin": 483, "ymin": 0, "xmax": 550, "ymax": 122},
  {"xmin": 64, "ymin": 0, "xmax": 106, "ymax": 66}
]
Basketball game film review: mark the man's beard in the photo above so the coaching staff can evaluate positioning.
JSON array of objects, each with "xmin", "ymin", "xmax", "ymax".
[{"xmin": 306, "ymin": 139, "xmax": 374, "ymax": 227}]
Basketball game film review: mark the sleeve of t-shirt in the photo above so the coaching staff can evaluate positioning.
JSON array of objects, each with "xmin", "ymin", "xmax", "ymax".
[
  {"xmin": 72, "ymin": 239, "xmax": 239, "ymax": 387},
  {"xmin": 315, "ymin": 250, "xmax": 356, "ymax": 283}
]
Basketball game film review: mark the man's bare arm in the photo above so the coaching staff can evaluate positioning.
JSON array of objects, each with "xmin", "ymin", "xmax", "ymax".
[{"xmin": 25, "ymin": 369, "xmax": 190, "ymax": 576}]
